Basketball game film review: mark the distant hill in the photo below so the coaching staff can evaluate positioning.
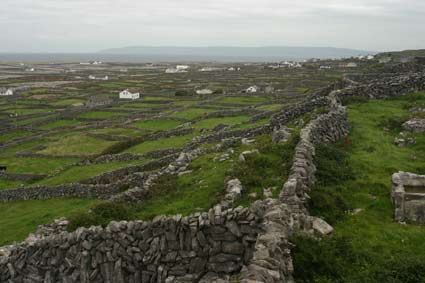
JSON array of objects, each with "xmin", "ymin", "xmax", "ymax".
[
  {"xmin": 98, "ymin": 46, "xmax": 372, "ymax": 61},
  {"xmin": 377, "ymin": 49, "xmax": 425, "ymax": 59}
]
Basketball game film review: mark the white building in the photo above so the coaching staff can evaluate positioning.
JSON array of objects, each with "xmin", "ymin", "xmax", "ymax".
[
  {"xmin": 165, "ymin": 67, "xmax": 187, "ymax": 73},
  {"xmin": 88, "ymin": 75, "xmax": 109, "ymax": 80},
  {"xmin": 346, "ymin": 62, "xmax": 358, "ymax": 68},
  {"xmin": 246, "ymin": 85, "xmax": 258, "ymax": 93},
  {"xmin": 176, "ymin": 65, "xmax": 190, "ymax": 70},
  {"xmin": 196, "ymin": 89, "xmax": 213, "ymax": 95},
  {"xmin": 25, "ymin": 68, "xmax": 35, "ymax": 72},
  {"xmin": 0, "ymin": 88, "xmax": 13, "ymax": 96},
  {"xmin": 367, "ymin": 55, "xmax": 375, "ymax": 60},
  {"xmin": 319, "ymin": 65, "xmax": 331, "ymax": 70},
  {"xmin": 119, "ymin": 89, "xmax": 140, "ymax": 100}
]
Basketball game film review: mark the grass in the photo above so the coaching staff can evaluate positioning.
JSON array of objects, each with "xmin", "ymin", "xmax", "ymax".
[
  {"xmin": 124, "ymin": 134, "xmax": 196, "ymax": 154},
  {"xmin": 132, "ymin": 119, "xmax": 183, "ymax": 131},
  {"xmin": 217, "ymin": 96, "xmax": 270, "ymax": 105},
  {"xmin": 0, "ymin": 157, "xmax": 78, "ymax": 175},
  {"xmin": 170, "ymin": 108, "xmax": 216, "ymax": 120},
  {"xmin": 136, "ymin": 152, "xmax": 233, "ymax": 219},
  {"xmin": 79, "ymin": 111, "xmax": 126, "ymax": 119},
  {"xmin": 90, "ymin": 127, "xmax": 146, "ymax": 137},
  {"xmin": 38, "ymin": 135, "xmax": 117, "ymax": 156},
  {"xmin": 232, "ymin": 134, "xmax": 298, "ymax": 206},
  {"xmin": 257, "ymin": 104, "xmax": 287, "ymax": 111},
  {"xmin": 292, "ymin": 92, "xmax": 425, "ymax": 283},
  {"xmin": 51, "ymin": 99, "xmax": 85, "ymax": 106},
  {"xmin": 0, "ymin": 130, "xmax": 32, "ymax": 143},
  {"xmin": 38, "ymin": 119, "xmax": 82, "ymax": 130},
  {"xmin": 0, "ymin": 199, "xmax": 100, "ymax": 246},
  {"xmin": 36, "ymin": 160, "xmax": 144, "ymax": 186},
  {"xmin": 0, "ymin": 179, "xmax": 25, "ymax": 191},
  {"xmin": 192, "ymin": 116, "xmax": 250, "ymax": 131}
]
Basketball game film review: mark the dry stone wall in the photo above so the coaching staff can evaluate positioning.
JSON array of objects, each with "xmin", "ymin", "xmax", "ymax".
[
  {"xmin": 2, "ymin": 73, "xmax": 424, "ymax": 282},
  {"xmin": 0, "ymin": 206, "xmax": 262, "ymax": 283}
]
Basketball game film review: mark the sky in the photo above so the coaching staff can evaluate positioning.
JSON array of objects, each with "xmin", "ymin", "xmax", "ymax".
[{"xmin": 0, "ymin": 0, "xmax": 424, "ymax": 53}]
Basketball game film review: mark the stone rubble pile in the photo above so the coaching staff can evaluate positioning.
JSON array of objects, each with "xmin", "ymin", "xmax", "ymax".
[{"xmin": 402, "ymin": 118, "xmax": 425, "ymax": 133}]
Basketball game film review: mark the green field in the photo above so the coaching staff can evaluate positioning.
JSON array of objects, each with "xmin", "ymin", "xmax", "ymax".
[
  {"xmin": 124, "ymin": 134, "xmax": 196, "ymax": 154},
  {"xmin": 0, "ymin": 199, "xmax": 100, "ymax": 246},
  {"xmin": 192, "ymin": 115, "xmax": 250, "ymax": 131},
  {"xmin": 217, "ymin": 96, "xmax": 270, "ymax": 105},
  {"xmin": 79, "ymin": 111, "xmax": 126, "ymax": 119},
  {"xmin": 170, "ymin": 108, "xmax": 215, "ymax": 120},
  {"xmin": 132, "ymin": 119, "xmax": 183, "ymax": 131},
  {"xmin": 37, "ymin": 135, "xmax": 117, "ymax": 156},
  {"xmin": 38, "ymin": 119, "xmax": 82, "ymax": 130},
  {"xmin": 36, "ymin": 160, "xmax": 144, "ymax": 186},
  {"xmin": 0, "ymin": 157, "xmax": 78, "ymax": 175}
]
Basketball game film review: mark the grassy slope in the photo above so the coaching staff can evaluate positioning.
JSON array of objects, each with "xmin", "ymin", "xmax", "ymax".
[
  {"xmin": 36, "ymin": 160, "xmax": 145, "ymax": 186},
  {"xmin": 293, "ymin": 92, "xmax": 425, "ymax": 282}
]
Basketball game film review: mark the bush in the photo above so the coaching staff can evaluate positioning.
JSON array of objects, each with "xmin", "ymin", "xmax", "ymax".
[
  {"xmin": 341, "ymin": 95, "xmax": 368, "ymax": 105},
  {"xmin": 378, "ymin": 116, "xmax": 409, "ymax": 132},
  {"xmin": 292, "ymin": 233, "xmax": 425, "ymax": 283},
  {"xmin": 314, "ymin": 143, "xmax": 354, "ymax": 186},
  {"xmin": 67, "ymin": 202, "xmax": 135, "ymax": 231},
  {"xmin": 291, "ymin": 234, "xmax": 356, "ymax": 283},
  {"xmin": 175, "ymin": 90, "xmax": 192, "ymax": 96},
  {"xmin": 213, "ymin": 89, "xmax": 224, "ymax": 95},
  {"xmin": 309, "ymin": 186, "xmax": 350, "ymax": 224}
]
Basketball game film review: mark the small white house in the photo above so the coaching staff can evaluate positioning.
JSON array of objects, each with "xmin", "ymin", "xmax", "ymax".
[
  {"xmin": 346, "ymin": 62, "xmax": 358, "ymax": 68},
  {"xmin": 119, "ymin": 89, "xmax": 140, "ymax": 100},
  {"xmin": 246, "ymin": 85, "xmax": 258, "ymax": 93},
  {"xmin": 196, "ymin": 89, "xmax": 213, "ymax": 95},
  {"xmin": 0, "ymin": 88, "xmax": 13, "ymax": 96},
  {"xmin": 88, "ymin": 75, "xmax": 109, "ymax": 80},
  {"xmin": 165, "ymin": 67, "xmax": 187, "ymax": 73},
  {"xmin": 176, "ymin": 65, "xmax": 190, "ymax": 70},
  {"xmin": 319, "ymin": 65, "xmax": 331, "ymax": 70}
]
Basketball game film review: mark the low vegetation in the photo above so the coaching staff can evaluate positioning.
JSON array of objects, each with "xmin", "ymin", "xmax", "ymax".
[{"xmin": 292, "ymin": 93, "xmax": 425, "ymax": 283}]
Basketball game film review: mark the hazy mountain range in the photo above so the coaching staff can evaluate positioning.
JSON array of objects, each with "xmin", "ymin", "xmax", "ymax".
[
  {"xmin": 98, "ymin": 46, "xmax": 373, "ymax": 61},
  {"xmin": 0, "ymin": 46, "xmax": 374, "ymax": 63}
]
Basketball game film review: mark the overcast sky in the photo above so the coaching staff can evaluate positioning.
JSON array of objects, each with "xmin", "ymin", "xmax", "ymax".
[{"xmin": 1, "ymin": 0, "xmax": 424, "ymax": 53}]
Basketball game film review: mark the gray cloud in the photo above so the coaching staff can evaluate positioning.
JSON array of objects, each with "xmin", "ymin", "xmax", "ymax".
[{"xmin": 0, "ymin": 0, "xmax": 424, "ymax": 52}]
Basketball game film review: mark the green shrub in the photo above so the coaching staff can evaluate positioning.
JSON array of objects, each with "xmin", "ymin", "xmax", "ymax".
[
  {"xmin": 292, "ymin": 233, "xmax": 425, "ymax": 283},
  {"xmin": 291, "ymin": 234, "xmax": 356, "ymax": 283},
  {"xmin": 341, "ymin": 95, "xmax": 368, "ymax": 105},
  {"xmin": 314, "ymin": 143, "xmax": 354, "ymax": 186},
  {"xmin": 378, "ymin": 116, "xmax": 409, "ymax": 132},
  {"xmin": 309, "ymin": 186, "xmax": 350, "ymax": 224},
  {"xmin": 175, "ymin": 90, "xmax": 192, "ymax": 96},
  {"xmin": 67, "ymin": 202, "xmax": 135, "ymax": 231}
]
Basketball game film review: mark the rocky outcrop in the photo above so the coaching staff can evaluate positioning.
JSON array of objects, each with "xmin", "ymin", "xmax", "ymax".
[
  {"xmin": 391, "ymin": 171, "xmax": 425, "ymax": 224},
  {"xmin": 402, "ymin": 118, "xmax": 425, "ymax": 133}
]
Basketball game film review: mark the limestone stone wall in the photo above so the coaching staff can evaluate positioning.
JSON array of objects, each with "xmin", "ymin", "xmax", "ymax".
[
  {"xmin": 2, "ymin": 73, "xmax": 424, "ymax": 283},
  {"xmin": 0, "ymin": 183, "xmax": 122, "ymax": 203},
  {"xmin": 239, "ymin": 95, "xmax": 349, "ymax": 283},
  {"xmin": 0, "ymin": 206, "xmax": 261, "ymax": 283}
]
